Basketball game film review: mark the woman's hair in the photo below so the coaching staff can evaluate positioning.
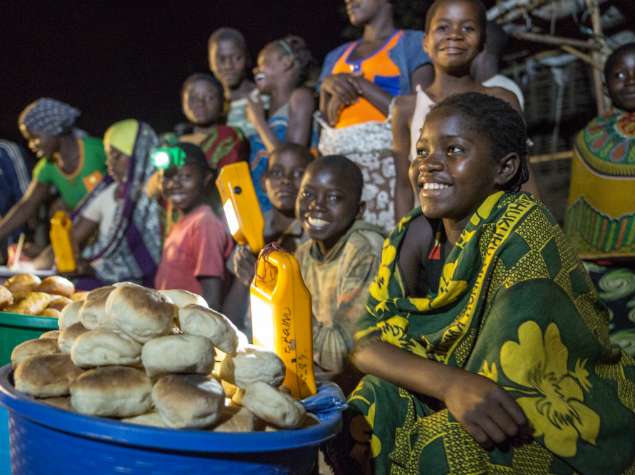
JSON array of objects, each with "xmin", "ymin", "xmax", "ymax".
[
  {"xmin": 604, "ymin": 42, "xmax": 635, "ymax": 81},
  {"xmin": 208, "ymin": 27, "xmax": 247, "ymax": 53},
  {"xmin": 424, "ymin": 0, "xmax": 487, "ymax": 39},
  {"xmin": 268, "ymin": 35, "xmax": 313, "ymax": 86},
  {"xmin": 180, "ymin": 73, "xmax": 228, "ymax": 122},
  {"xmin": 427, "ymin": 92, "xmax": 529, "ymax": 192}
]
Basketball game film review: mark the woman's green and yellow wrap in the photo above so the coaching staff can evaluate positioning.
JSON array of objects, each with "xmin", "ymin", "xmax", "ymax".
[{"xmin": 344, "ymin": 192, "xmax": 635, "ymax": 474}]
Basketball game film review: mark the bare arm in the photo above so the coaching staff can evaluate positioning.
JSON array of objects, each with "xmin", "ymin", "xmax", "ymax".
[
  {"xmin": 198, "ymin": 276, "xmax": 223, "ymax": 312},
  {"xmin": 392, "ymin": 95, "xmax": 417, "ymax": 222},
  {"xmin": 351, "ymin": 75, "xmax": 393, "ymax": 117},
  {"xmin": 285, "ymin": 88, "xmax": 315, "ymax": 147},
  {"xmin": 221, "ymin": 279, "xmax": 251, "ymax": 329},
  {"xmin": 410, "ymin": 63, "xmax": 435, "ymax": 91},
  {"xmin": 73, "ymin": 217, "xmax": 99, "ymax": 249},
  {"xmin": 246, "ymin": 96, "xmax": 282, "ymax": 153},
  {"xmin": 0, "ymin": 180, "xmax": 51, "ymax": 242},
  {"xmin": 353, "ymin": 340, "xmax": 534, "ymax": 451}
]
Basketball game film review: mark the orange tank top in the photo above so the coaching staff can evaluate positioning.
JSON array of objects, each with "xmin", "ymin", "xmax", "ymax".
[{"xmin": 331, "ymin": 30, "xmax": 403, "ymax": 128}]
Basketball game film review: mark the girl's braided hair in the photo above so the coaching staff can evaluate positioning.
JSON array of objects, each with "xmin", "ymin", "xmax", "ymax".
[
  {"xmin": 427, "ymin": 92, "xmax": 530, "ymax": 192},
  {"xmin": 269, "ymin": 35, "xmax": 313, "ymax": 86}
]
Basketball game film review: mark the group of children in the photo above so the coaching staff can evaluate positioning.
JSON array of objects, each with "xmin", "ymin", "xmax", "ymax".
[{"xmin": 1, "ymin": 0, "xmax": 635, "ymax": 472}]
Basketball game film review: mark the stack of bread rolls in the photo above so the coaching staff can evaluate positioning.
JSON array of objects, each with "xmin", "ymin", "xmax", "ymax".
[
  {"xmin": 11, "ymin": 284, "xmax": 310, "ymax": 432},
  {"xmin": 1, "ymin": 274, "xmax": 83, "ymax": 317}
]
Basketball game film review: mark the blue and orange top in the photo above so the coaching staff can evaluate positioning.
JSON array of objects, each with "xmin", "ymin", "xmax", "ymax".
[{"xmin": 318, "ymin": 30, "xmax": 431, "ymax": 128}]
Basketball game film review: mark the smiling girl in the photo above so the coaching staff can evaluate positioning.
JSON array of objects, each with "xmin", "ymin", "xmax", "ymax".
[
  {"xmin": 326, "ymin": 93, "xmax": 635, "ymax": 475},
  {"xmin": 246, "ymin": 35, "xmax": 316, "ymax": 212},
  {"xmin": 391, "ymin": 0, "xmax": 540, "ymax": 221}
]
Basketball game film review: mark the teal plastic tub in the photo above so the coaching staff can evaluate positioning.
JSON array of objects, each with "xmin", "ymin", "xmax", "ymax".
[{"xmin": 0, "ymin": 313, "xmax": 59, "ymax": 366}]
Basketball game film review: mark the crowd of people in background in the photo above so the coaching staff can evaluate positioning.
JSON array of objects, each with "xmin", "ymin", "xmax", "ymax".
[{"xmin": 1, "ymin": 0, "xmax": 635, "ymax": 472}]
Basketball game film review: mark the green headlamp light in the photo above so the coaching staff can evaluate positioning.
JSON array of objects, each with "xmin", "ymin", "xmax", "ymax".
[{"xmin": 151, "ymin": 146, "xmax": 187, "ymax": 170}]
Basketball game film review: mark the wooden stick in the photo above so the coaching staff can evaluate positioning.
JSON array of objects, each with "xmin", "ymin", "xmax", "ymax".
[
  {"xmin": 529, "ymin": 151, "xmax": 573, "ymax": 164},
  {"xmin": 10, "ymin": 233, "xmax": 25, "ymax": 272},
  {"xmin": 513, "ymin": 32, "xmax": 601, "ymax": 50},
  {"xmin": 560, "ymin": 45, "xmax": 603, "ymax": 70}
]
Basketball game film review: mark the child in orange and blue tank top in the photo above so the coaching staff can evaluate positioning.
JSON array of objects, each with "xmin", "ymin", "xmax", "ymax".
[{"xmin": 316, "ymin": 0, "xmax": 432, "ymax": 234}]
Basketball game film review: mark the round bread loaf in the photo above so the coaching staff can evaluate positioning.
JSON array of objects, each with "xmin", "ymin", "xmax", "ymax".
[
  {"xmin": 71, "ymin": 291, "xmax": 90, "ymax": 302},
  {"xmin": 141, "ymin": 335, "xmax": 215, "ymax": 377},
  {"xmin": 58, "ymin": 300, "xmax": 83, "ymax": 329},
  {"xmin": 48, "ymin": 296, "xmax": 73, "ymax": 312},
  {"xmin": 219, "ymin": 344, "xmax": 286, "ymax": 390},
  {"xmin": 105, "ymin": 285, "xmax": 174, "ymax": 343},
  {"xmin": 211, "ymin": 406, "xmax": 256, "ymax": 432},
  {"xmin": 112, "ymin": 282, "xmax": 142, "ymax": 288},
  {"xmin": 5, "ymin": 273, "xmax": 41, "ymax": 301},
  {"xmin": 15, "ymin": 353, "xmax": 83, "ymax": 398},
  {"xmin": 159, "ymin": 289, "xmax": 208, "ymax": 309},
  {"xmin": 71, "ymin": 329, "xmax": 143, "ymax": 368},
  {"xmin": 38, "ymin": 308, "xmax": 61, "ymax": 319},
  {"xmin": 42, "ymin": 396, "xmax": 74, "ymax": 411},
  {"xmin": 58, "ymin": 322, "xmax": 89, "ymax": 353},
  {"xmin": 37, "ymin": 276, "xmax": 75, "ymax": 298},
  {"xmin": 12, "ymin": 338, "xmax": 59, "ymax": 368},
  {"xmin": 178, "ymin": 304, "xmax": 239, "ymax": 355},
  {"xmin": 121, "ymin": 410, "xmax": 166, "ymax": 428},
  {"xmin": 40, "ymin": 330, "xmax": 61, "ymax": 340},
  {"xmin": 70, "ymin": 366, "xmax": 152, "ymax": 417},
  {"xmin": 6, "ymin": 292, "xmax": 51, "ymax": 315},
  {"xmin": 242, "ymin": 381, "xmax": 306, "ymax": 429},
  {"xmin": 152, "ymin": 374, "xmax": 225, "ymax": 429},
  {"xmin": 0, "ymin": 285, "xmax": 14, "ymax": 310},
  {"xmin": 79, "ymin": 286, "xmax": 118, "ymax": 330}
]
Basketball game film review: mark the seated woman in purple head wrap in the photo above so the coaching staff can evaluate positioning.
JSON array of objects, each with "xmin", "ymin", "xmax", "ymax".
[{"xmin": 0, "ymin": 98, "xmax": 107, "ymax": 248}]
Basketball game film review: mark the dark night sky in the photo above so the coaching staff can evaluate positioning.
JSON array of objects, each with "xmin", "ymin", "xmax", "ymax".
[{"xmin": 0, "ymin": 0, "xmax": 350, "ymax": 149}]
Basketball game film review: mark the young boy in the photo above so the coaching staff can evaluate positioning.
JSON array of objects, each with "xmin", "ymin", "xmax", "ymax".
[
  {"xmin": 224, "ymin": 143, "xmax": 313, "ymax": 329},
  {"xmin": 565, "ymin": 42, "xmax": 635, "ymax": 354},
  {"xmin": 295, "ymin": 155, "xmax": 386, "ymax": 374},
  {"xmin": 154, "ymin": 142, "xmax": 233, "ymax": 311}
]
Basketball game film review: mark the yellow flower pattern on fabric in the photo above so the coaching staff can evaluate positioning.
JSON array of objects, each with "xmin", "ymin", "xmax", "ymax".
[
  {"xmin": 378, "ymin": 316, "xmax": 410, "ymax": 347},
  {"xmin": 369, "ymin": 244, "xmax": 397, "ymax": 303},
  {"xmin": 500, "ymin": 321, "xmax": 600, "ymax": 458},
  {"xmin": 479, "ymin": 361, "xmax": 499, "ymax": 383}
]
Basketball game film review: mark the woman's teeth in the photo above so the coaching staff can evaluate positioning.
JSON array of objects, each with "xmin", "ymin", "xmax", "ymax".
[
  {"xmin": 307, "ymin": 217, "xmax": 330, "ymax": 227},
  {"xmin": 423, "ymin": 183, "xmax": 450, "ymax": 190},
  {"xmin": 254, "ymin": 73, "xmax": 265, "ymax": 81}
]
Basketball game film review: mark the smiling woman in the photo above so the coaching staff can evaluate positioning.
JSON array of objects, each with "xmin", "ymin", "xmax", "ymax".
[{"xmin": 325, "ymin": 93, "xmax": 635, "ymax": 475}]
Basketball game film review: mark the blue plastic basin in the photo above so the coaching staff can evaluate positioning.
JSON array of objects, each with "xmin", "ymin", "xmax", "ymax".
[{"xmin": 0, "ymin": 364, "xmax": 342, "ymax": 474}]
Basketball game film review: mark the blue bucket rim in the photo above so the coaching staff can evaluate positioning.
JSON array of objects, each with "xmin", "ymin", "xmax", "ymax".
[
  {"xmin": 0, "ymin": 364, "xmax": 342, "ymax": 453},
  {"xmin": 0, "ymin": 312, "xmax": 59, "ymax": 330}
]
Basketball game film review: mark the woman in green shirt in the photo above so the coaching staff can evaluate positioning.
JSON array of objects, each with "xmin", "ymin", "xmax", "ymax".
[{"xmin": 0, "ymin": 98, "xmax": 107, "ymax": 245}]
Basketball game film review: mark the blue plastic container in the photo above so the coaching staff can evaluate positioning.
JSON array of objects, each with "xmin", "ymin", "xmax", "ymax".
[{"xmin": 0, "ymin": 364, "xmax": 342, "ymax": 474}]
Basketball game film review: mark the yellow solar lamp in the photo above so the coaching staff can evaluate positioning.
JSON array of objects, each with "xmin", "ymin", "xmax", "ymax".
[
  {"xmin": 251, "ymin": 249, "xmax": 317, "ymax": 399},
  {"xmin": 216, "ymin": 162, "xmax": 265, "ymax": 254},
  {"xmin": 50, "ymin": 211, "xmax": 76, "ymax": 272}
]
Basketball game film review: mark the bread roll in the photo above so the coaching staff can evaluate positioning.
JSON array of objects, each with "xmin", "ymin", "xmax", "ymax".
[
  {"xmin": 71, "ymin": 330, "xmax": 143, "ymax": 368},
  {"xmin": 79, "ymin": 286, "xmax": 118, "ymax": 330},
  {"xmin": 42, "ymin": 396, "xmax": 74, "ymax": 411},
  {"xmin": 15, "ymin": 353, "xmax": 83, "ymax": 398},
  {"xmin": 12, "ymin": 338, "xmax": 59, "ymax": 368},
  {"xmin": 38, "ymin": 308, "xmax": 61, "ymax": 319},
  {"xmin": 141, "ymin": 335, "xmax": 215, "ymax": 377},
  {"xmin": 5, "ymin": 274, "xmax": 41, "ymax": 301},
  {"xmin": 105, "ymin": 285, "xmax": 174, "ymax": 343},
  {"xmin": 58, "ymin": 322, "xmax": 89, "ymax": 353},
  {"xmin": 211, "ymin": 406, "xmax": 256, "ymax": 432},
  {"xmin": 242, "ymin": 381, "xmax": 306, "ymax": 429},
  {"xmin": 40, "ymin": 330, "xmax": 61, "ymax": 340},
  {"xmin": 71, "ymin": 291, "xmax": 90, "ymax": 302},
  {"xmin": 112, "ymin": 282, "xmax": 142, "ymax": 288},
  {"xmin": 5, "ymin": 292, "xmax": 51, "ymax": 315},
  {"xmin": 0, "ymin": 285, "xmax": 13, "ymax": 310},
  {"xmin": 152, "ymin": 374, "xmax": 225, "ymax": 429},
  {"xmin": 179, "ymin": 304, "xmax": 239, "ymax": 355},
  {"xmin": 58, "ymin": 300, "xmax": 83, "ymax": 329},
  {"xmin": 121, "ymin": 410, "xmax": 166, "ymax": 428},
  {"xmin": 37, "ymin": 276, "xmax": 75, "ymax": 298},
  {"xmin": 159, "ymin": 289, "xmax": 208, "ymax": 308},
  {"xmin": 48, "ymin": 296, "xmax": 73, "ymax": 312},
  {"xmin": 70, "ymin": 366, "xmax": 152, "ymax": 417},
  {"xmin": 219, "ymin": 345, "xmax": 286, "ymax": 390}
]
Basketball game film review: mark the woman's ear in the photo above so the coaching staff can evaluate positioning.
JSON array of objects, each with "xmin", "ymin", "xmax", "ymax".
[
  {"xmin": 495, "ymin": 152, "xmax": 520, "ymax": 188},
  {"xmin": 356, "ymin": 201, "xmax": 366, "ymax": 220},
  {"xmin": 423, "ymin": 33, "xmax": 430, "ymax": 55},
  {"xmin": 603, "ymin": 83, "xmax": 611, "ymax": 99}
]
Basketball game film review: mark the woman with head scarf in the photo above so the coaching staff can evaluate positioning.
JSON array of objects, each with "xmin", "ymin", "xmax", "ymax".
[
  {"xmin": 67, "ymin": 119, "xmax": 162, "ymax": 288},
  {"xmin": 0, "ymin": 98, "xmax": 107, "ymax": 245}
]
